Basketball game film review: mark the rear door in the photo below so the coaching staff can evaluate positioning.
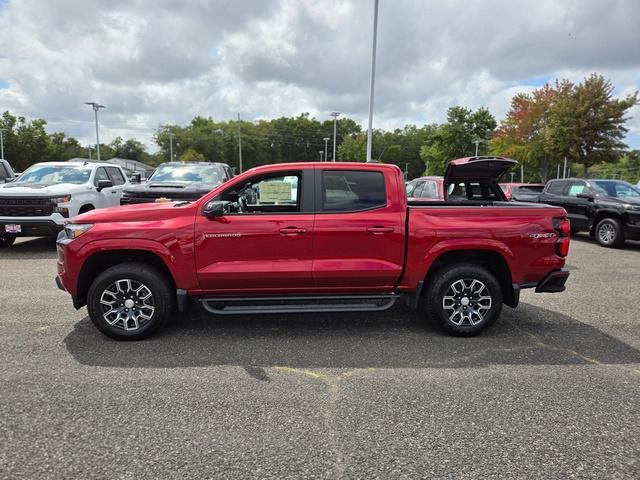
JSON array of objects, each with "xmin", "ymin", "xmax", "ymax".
[
  {"xmin": 194, "ymin": 169, "xmax": 315, "ymax": 293},
  {"xmin": 312, "ymin": 167, "xmax": 405, "ymax": 291}
]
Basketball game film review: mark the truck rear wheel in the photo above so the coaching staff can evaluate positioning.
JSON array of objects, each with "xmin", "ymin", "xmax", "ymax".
[
  {"xmin": 425, "ymin": 264, "xmax": 503, "ymax": 336},
  {"xmin": 0, "ymin": 236, "xmax": 16, "ymax": 248},
  {"xmin": 87, "ymin": 262, "xmax": 174, "ymax": 340}
]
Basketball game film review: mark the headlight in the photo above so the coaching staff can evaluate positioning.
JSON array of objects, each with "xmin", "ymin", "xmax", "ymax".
[
  {"xmin": 64, "ymin": 223, "xmax": 94, "ymax": 239},
  {"xmin": 51, "ymin": 195, "xmax": 72, "ymax": 204},
  {"xmin": 623, "ymin": 204, "xmax": 640, "ymax": 211}
]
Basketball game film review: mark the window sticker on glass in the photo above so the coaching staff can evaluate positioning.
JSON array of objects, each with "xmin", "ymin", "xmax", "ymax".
[
  {"xmin": 260, "ymin": 181, "xmax": 292, "ymax": 203},
  {"xmin": 568, "ymin": 185, "xmax": 585, "ymax": 196}
]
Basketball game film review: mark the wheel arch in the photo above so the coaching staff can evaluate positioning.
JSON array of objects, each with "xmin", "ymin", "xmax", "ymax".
[
  {"xmin": 589, "ymin": 209, "xmax": 625, "ymax": 235},
  {"xmin": 78, "ymin": 204, "xmax": 95, "ymax": 214},
  {"xmin": 75, "ymin": 249, "xmax": 177, "ymax": 308},
  {"xmin": 423, "ymin": 249, "xmax": 517, "ymax": 308}
]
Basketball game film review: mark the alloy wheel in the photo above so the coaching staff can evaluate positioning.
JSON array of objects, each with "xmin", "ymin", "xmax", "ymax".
[
  {"xmin": 99, "ymin": 279, "xmax": 155, "ymax": 331},
  {"xmin": 598, "ymin": 222, "xmax": 615, "ymax": 244},
  {"xmin": 442, "ymin": 278, "xmax": 492, "ymax": 326}
]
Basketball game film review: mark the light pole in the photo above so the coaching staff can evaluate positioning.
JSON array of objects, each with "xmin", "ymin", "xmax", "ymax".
[
  {"xmin": 366, "ymin": 0, "xmax": 379, "ymax": 162},
  {"xmin": 318, "ymin": 150, "xmax": 324, "ymax": 162},
  {"xmin": 237, "ymin": 113, "xmax": 243, "ymax": 173},
  {"xmin": 323, "ymin": 137, "xmax": 330, "ymax": 164},
  {"xmin": 330, "ymin": 112, "xmax": 340, "ymax": 161},
  {"xmin": 168, "ymin": 132, "xmax": 175, "ymax": 161},
  {"xmin": 0, "ymin": 128, "xmax": 6, "ymax": 159},
  {"xmin": 472, "ymin": 138, "xmax": 483, "ymax": 157},
  {"xmin": 85, "ymin": 102, "xmax": 105, "ymax": 161}
]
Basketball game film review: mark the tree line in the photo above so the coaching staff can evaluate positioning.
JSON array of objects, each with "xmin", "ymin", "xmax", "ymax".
[{"xmin": 1, "ymin": 73, "xmax": 638, "ymax": 182}]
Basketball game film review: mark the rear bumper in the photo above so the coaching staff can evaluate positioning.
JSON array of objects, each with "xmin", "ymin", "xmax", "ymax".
[
  {"xmin": 535, "ymin": 268, "xmax": 570, "ymax": 293},
  {"xmin": 0, "ymin": 219, "xmax": 63, "ymax": 237}
]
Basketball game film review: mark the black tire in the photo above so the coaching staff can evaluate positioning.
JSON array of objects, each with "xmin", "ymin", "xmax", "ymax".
[
  {"xmin": 87, "ymin": 262, "xmax": 174, "ymax": 340},
  {"xmin": 595, "ymin": 217, "xmax": 625, "ymax": 248},
  {"xmin": 79, "ymin": 205, "xmax": 95, "ymax": 214},
  {"xmin": 425, "ymin": 264, "xmax": 503, "ymax": 336},
  {"xmin": 0, "ymin": 236, "xmax": 16, "ymax": 248}
]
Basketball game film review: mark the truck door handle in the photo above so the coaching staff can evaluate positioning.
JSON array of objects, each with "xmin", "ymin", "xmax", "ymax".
[
  {"xmin": 279, "ymin": 227, "xmax": 307, "ymax": 235},
  {"xmin": 367, "ymin": 226, "xmax": 394, "ymax": 235}
]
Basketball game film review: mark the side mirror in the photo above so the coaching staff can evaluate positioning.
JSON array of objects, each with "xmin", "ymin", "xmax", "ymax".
[
  {"xmin": 576, "ymin": 193, "xmax": 593, "ymax": 201},
  {"xmin": 202, "ymin": 200, "xmax": 225, "ymax": 218},
  {"xmin": 97, "ymin": 179, "xmax": 114, "ymax": 191},
  {"xmin": 130, "ymin": 173, "xmax": 142, "ymax": 184}
]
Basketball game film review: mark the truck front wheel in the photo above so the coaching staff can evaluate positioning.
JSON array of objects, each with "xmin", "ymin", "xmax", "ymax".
[
  {"xmin": 425, "ymin": 264, "xmax": 503, "ymax": 336},
  {"xmin": 87, "ymin": 262, "xmax": 174, "ymax": 340}
]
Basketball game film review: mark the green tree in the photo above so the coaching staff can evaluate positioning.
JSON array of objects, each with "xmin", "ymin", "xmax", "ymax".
[
  {"xmin": 179, "ymin": 148, "xmax": 205, "ymax": 162},
  {"xmin": 551, "ymin": 74, "xmax": 639, "ymax": 175}
]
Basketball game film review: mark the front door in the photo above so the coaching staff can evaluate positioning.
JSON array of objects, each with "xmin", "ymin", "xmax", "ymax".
[
  {"xmin": 194, "ymin": 169, "xmax": 315, "ymax": 294},
  {"xmin": 312, "ymin": 168, "xmax": 405, "ymax": 291},
  {"xmin": 563, "ymin": 180, "xmax": 593, "ymax": 230}
]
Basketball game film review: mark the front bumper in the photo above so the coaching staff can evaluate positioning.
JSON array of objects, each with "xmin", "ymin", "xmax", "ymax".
[
  {"xmin": 623, "ymin": 223, "xmax": 640, "ymax": 241},
  {"xmin": 535, "ymin": 268, "xmax": 570, "ymax": 293},
  {"xmin": 0, "ymin": 218, "xmax": 64, "ymax": 237}
]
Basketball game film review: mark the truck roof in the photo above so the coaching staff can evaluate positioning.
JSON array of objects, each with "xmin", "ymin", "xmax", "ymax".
[{"xmin": 243, "ymin": 161, "xmax": 402, "ymax": 176}]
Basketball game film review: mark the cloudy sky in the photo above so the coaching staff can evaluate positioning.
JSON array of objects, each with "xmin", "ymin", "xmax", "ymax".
[{"xmin": 1, "ymin": 0, "xmax": 639, "ymax": 150}]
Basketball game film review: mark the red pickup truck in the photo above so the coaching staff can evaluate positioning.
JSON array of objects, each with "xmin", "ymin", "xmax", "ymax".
[{"xmin": 56, "ymin": 157, "xmax": 570, "ymax": 340}]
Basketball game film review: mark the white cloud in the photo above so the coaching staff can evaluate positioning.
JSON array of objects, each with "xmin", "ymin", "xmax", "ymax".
[{"xmin": 0, "ymin": 0, "xmax": 638, "ymax": 150}]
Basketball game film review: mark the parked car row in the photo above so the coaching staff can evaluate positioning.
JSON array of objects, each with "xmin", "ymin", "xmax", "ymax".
[{"xmin": 0, "ymin": 159, "xmax": 233, "ymax": 248}]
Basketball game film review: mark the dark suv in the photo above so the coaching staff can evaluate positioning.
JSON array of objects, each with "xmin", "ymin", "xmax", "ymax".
[
  {"xmin": 121, "ymin": 161, "xmax": 233, "ymax": 205},
  {"xmin": 538, "ymin": 178, "xmax": 640, "ymax": 247}
]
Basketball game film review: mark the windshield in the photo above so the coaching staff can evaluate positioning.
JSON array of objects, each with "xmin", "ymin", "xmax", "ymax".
[
  {"xmin": 591, "ymin": 180, "xmax": 640, "ymax": 198},
  {"xmin": 15, "ymin": 165, "xmax": 92, "ymax": 185},
  {"xmin": 150, "ymin": 164, "xmax": 224, "ymax": 185}
]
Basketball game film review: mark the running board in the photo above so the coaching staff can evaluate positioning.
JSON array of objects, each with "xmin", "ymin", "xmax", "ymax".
[{"xmin": 200, "ymin": 294, "xmax": 399, "ymax": 315}]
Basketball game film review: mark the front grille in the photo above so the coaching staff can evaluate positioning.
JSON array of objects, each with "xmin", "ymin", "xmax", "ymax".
[{"xmin": 0, "ymin": 197, "xmax": 55, "ymax": 217}]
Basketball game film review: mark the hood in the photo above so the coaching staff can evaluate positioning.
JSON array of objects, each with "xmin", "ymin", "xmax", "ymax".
[
  {"xmin": 73, "ymin": 200, "xmax": 196, "ymax": 224},
  {"xmin": 444, "ymin": 156, "xmax": 517, "ymax": 184},
  {"xmin": 0, "ymin": 182, "xmax": 89, "ymax": 196},
  {"xmin": 124, "ymin": 181, "xmax": 216, "ymax": 194}
]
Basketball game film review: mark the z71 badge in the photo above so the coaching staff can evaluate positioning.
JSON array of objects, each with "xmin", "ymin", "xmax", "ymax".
[{"xmin": 529, "ymin": 232, "xmax": 556, "ymax": 239}]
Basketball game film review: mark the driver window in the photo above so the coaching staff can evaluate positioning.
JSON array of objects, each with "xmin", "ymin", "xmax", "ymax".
[
  {"xmin": 219, "ymin": 173, "xmax": 301, "ymax": 214},
  {"xmin": 94, "ymin": 167, "xmax": 110, "ymax": 186},
  {"xmin": 566, "ymin": 181, "xmax": 587, "ymax": 197}
]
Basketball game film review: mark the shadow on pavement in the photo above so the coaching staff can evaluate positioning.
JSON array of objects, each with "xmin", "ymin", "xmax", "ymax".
[
  {"xmin": 64, "ymin": 302, "xmax": 640, "ymax": 369},
  {"xmin": 1, "ymin": 237, "xmax": 57, "ymax": 259},
  {"xmin": 570, "ymin": 232, "xmax": 640, "ymax": 251}
]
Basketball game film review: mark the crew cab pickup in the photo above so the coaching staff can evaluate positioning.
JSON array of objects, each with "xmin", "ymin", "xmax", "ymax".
[
  {"xmin": 0, "ymin": 161, "xmax": 129, "ymax": 248},
  {"xmin": 56, "ymin": 157, "xmax": 570, "ymax": 340}
]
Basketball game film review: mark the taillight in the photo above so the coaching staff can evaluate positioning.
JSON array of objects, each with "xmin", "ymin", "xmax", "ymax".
[{"xmin": 553, "ymin": 217, "xmax": 570, "ymax": 257}]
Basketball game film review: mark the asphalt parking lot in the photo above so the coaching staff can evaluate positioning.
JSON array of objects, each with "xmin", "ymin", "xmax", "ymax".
[{"xmin": 1, "ymin": 235, "xmax": 639, "ymax": 479}]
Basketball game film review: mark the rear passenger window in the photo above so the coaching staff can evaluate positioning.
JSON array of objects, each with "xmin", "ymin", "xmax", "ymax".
[
  {"xmin": 107, "ymin": 167, "xmax": 126, "ymax": 185},
  {"xmin": 321, "ymin": 170, "xmax": 386, "ymax": 212}
]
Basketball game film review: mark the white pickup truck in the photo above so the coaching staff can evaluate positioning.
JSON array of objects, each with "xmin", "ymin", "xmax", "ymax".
[{"xmin": 0, "ymin": 161, "xmax": 129, "ymax": 247}]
